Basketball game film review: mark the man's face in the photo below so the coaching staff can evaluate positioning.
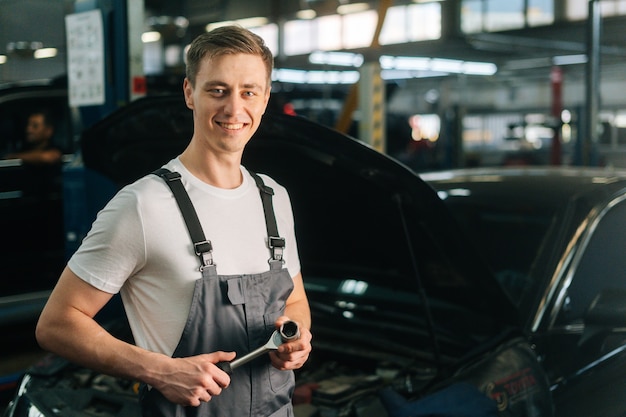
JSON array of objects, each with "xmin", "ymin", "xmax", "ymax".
[
  {"xmin": 183, "ymin": 53, "xmax": 271, "ymax": 156},
  {"xmin": 25, "ymin": 114, "xmax": 53, "ymax": 145}
]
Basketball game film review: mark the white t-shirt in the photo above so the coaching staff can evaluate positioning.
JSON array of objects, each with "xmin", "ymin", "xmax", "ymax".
[{"xmin": 68, "ymin": 158, "xmax": 301, "ymax": 356}]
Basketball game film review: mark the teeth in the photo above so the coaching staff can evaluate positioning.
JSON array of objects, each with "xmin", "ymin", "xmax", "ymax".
[{"xmin": 221, "ymin": 123, "xmax": 244, "ymax": 130}]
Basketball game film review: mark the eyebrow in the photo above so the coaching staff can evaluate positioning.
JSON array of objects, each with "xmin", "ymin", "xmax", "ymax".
[{"xmin": 201, "ymin": 80, "xmax": 264, "ymax": 91}]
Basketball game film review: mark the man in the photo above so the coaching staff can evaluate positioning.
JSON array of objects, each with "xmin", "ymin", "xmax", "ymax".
[
  {"xmin": 5, "ymin": 109, "xmax": 62, "ymax": 164},
  {"xmin": 36, "ymin": 25, "xmax": 312, "ymax": 417}
]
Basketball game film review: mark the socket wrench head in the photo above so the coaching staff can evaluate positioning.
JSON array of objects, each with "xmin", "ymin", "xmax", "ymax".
[{"xmin": 279, "ymin": 321, "xmax": 300, "ymax": 341}]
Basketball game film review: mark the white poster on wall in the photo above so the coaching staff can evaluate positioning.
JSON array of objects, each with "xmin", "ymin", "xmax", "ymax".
[{"xmin": 65, "ymin": 9, "xmax": 105, "ymax": 106}]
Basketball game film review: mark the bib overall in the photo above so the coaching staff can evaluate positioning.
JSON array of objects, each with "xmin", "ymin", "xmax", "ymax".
[{"xmin": 141, "ymin": 169, "xmax": 295, "ymax": 417}]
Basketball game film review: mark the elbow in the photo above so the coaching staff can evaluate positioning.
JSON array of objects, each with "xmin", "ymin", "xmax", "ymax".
[{"xmin": 35, "ymin": 314, "xmax": 55, "ymax": 352}]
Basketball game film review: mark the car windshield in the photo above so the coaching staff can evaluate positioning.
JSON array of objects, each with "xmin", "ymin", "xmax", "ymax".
[{"xmin": 430, "ymin": 188, "xmax": 557, "ymax": 306}]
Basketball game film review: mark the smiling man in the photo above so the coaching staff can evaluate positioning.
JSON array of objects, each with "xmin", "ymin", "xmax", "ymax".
[{"xmin": 36, "ymin": 26, "xmax": 312, "ymax": 417}]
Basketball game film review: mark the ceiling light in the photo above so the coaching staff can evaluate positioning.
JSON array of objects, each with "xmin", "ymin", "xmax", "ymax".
[
  {"xmin": 33, "ymin": 48, "xmax": 57, "ymax": 59},
  {"xmin": 236, "ymin": 16, "xmax": 269, "ymax": 28},
  {"xmin": 206, "ymin": 16, "xmax": 269, "ymax": 32},
  {"xmin": 381, "ymin": 56, "xmax": 430, "ymax": 71},
  {"xmin": 141, "ymin": 31, "xmax": 161, "ymax": 43},
  {"xmin": 380, "ymin": 55, "xmax": 497, "ymax": 76},
  {"xmin": 553, "ymin": 54, "xmax": 587, "ymax": 66},
  {"xmin": 309, "ymin": 51, "xmax": 364, "ymax": 67},
  {"xmin": 206, "ymin": 21, "xmax": 236, "ymax": 32},
  {"xmin": 430, "ymin": 58, "xmax": 464, "ymax": 73},
  {"xmin": 272, "ymin": 68, "xmax": 360, "ymax": 85},
  {"xmin": 337, "ymin": 2, "xmax": 370, "ymax": 14},
  {"xmin": 0, "ymin": 55, "xmax": 6, "ymax": 64},
  {"xmin": 296, "ymin": 9, "xmax": 316, "ymax": 19},
  {"xmin": 462, "ymin": 61, "xmax": 497, "ymax": 75}
]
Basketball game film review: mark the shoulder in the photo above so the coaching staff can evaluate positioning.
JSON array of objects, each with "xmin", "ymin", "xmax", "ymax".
[
  {"xmin": 245, "ymin": 169, "xmax": 288, "ymax": 196},
  {"xmin": 104, "ymin": 170, "xmax": 174, "ymax": 214}
]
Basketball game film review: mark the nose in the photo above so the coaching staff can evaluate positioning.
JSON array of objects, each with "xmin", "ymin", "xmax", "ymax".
[{"xmin": 223, "ymin": 93, "xmax": 245, "ymax": 116}]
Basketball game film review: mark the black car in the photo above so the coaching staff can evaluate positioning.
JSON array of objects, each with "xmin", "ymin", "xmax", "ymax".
[
  {"xmin": 4, "ymin": 96, "xmax": 553, "ymax": 417},
  {"xmin": 421, "ymin": 167, "xmax": 626, "ymax": 417},
  {"xmin": 0, "ymin": 80, "xmax": 80, "ymax": 326}
]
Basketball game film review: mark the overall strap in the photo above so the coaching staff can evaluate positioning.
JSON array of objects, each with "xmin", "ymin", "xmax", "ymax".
[
  {"xmin": 152, "ymin": 168, "xmax": 214, "ymax": 271},
  {"xmin": 152, "ymin": 168, "xmax": 285, "ymax": 268},
  {"xmin": 249, "ymin": 171, "xmax": 285, "ymax": 263}
]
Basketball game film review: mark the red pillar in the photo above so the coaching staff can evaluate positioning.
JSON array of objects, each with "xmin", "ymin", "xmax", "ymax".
[{"xmin": 550, "ymin": 66, "xmax": 563, "ymax": 165}]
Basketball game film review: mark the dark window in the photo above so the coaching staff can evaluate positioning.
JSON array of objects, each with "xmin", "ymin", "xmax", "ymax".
[{"xmin": 556, "ymin": 199, "xmax": 626, "ymax": 325}]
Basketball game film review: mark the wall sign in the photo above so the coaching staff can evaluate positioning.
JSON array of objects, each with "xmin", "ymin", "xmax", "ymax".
[{"xmin": 65, "ymin": 9, "xmax": 105, "ymax": 106}]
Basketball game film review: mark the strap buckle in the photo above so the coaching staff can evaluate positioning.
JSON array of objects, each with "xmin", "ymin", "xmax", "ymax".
[
  {"xmin": 269, "ymin": 236, "xmax": 285, "ymax": 261},
  {"xmin": 162, "ymin": 171, "xmax": 182, "ymax": 182},
  {"xmin": 194, "ymin": 240, "xmax": 214, "ymax": 270}
]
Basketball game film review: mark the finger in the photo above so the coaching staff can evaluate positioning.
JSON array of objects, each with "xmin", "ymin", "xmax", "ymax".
[
  {"xmin": 213, "ymin": 370, "xmax": 231, "ymax": 388},
  {"xmin": 196, "ymin": 389, "xmax": 212, "ymax": 405}
]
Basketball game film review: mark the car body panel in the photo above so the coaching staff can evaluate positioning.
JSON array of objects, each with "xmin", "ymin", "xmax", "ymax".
[
  {"xmin": 422, "ymin": 166, "xmax": 626, "ymax": 417},
  {"xmin": 4, "ymin": 96, "xmax": 553, "ymax": 416}
]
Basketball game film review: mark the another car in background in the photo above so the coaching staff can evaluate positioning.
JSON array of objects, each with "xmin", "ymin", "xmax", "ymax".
[
  {"xmin": 421, "ymin": 167, "xmax": 626, "ymax": 417},
  {"xmin": 0, "ymin": 79, "xmax": 80, "ymax": 326},
  {"xmin": 3, "ymin": 95, "xmax": 553, "ymax": 417}
]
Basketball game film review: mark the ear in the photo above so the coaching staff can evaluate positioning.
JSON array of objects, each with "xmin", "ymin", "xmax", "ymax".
[{"xmin": 183, "ymin": 78, "xmax": 194, "ymax": 109}]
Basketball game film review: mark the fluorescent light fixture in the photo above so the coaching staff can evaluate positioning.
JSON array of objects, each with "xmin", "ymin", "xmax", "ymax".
[
  {"xmin": 309, "ymin": 51, "xmax": 364, "ymax": 67},
  {"xmin": 296, "ymin": 9, "xmax": 316, "ymax": 19},
  {"xmin": 206, "ymin": 21, "xmax": 236, "ymax": 31},
  {"xmin": 236, "ymin": 16, "xmax": 269, "ymax": 28},
  {"xmin": 380, "ymin": 55, "xmax": 497, "ymax": 76},
  {"xmin": 273, "ymin": 68, "xmax": 360, "ymax": 84},
  {"xmin": 381, "ymin": 56, "xmax": 430, "ymax": 71},
  {"xmin": 0, "ymin": 55, "xmax": 6, "ymax": 64},
  {"xmin": 33, "ymin": 48, "xmax": 57, "ymax": 59},
  {"xmin": 615, "ymin": 114, "xmax": 626, "ymax": 128},
  {"xmin": 337, "ymin": 2, "xmax": 370, "ymax": 14},
  {"xmin": 430, "ymin": 58, "xmax": 464, "ymax": 73},
  {"xmin": 381, "ymin": 69, "xmax": 448, "ymax": 80},
  {"xmin": 553, "ymin": 54, "xmax": 587, "ymax": 66},
  {"xmin": 206, "ymin": 17, "xmax": 268, "ymax": 32},
  {"xmin": 141, "ymin": 31, "xmax": 161, "ymax": 43},
  {"xmin": 462, "ymin": 61, "xmax": 497, "ymax": 75},
  {"xmin": 273, "ymin": 69, "xmax": 308, "ymax": 84}
]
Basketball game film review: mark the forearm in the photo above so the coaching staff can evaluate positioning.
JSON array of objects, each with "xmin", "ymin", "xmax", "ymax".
[
  {"xmin": 35, "ymin": 268, "xmax": 168, "ymax": 387},
  {"xmin": 37, "ymin": 305, "xmax": 233, "ymax": 406},
  {"xmin": 283, "ymin": 272, "xmax": 311, "ymax": 331},
  {"xmin": 36, "ymin": 297, "xmax": 165, "ymax": 386},
  {"xmin": 284, "ymin": 298, "xmax": 311, "ymax": 330}
]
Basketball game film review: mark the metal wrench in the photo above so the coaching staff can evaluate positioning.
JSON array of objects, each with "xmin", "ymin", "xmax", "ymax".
[{"xmin": 217, "ymin": 321, "xmax": 300, "ymax": 375}]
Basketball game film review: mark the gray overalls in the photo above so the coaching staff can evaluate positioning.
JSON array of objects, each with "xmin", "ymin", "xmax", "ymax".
[{"xmin": 141, "ymin": 169, "xmax": 295, "ymax": 417}]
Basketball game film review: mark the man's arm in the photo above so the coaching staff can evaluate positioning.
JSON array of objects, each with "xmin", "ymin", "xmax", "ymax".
[
  {"xmin": 36, "ymin": 266, "xmax": 235, "ymax": 406},
  {"xmin": 272, "ymin": 272, "xmax": 312, "ymax": 370},
  {"xmin": 5, "ymin": 148, "xmax": 62, "ymax": 164}
]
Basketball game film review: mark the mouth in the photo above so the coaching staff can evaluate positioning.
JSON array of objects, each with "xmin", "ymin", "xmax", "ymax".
[{"xmin": 218, "ymin": 122, "xmax": 246, "ymax": 130}]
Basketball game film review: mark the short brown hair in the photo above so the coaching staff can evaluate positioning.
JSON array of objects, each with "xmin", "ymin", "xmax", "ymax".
[{"xmin": 185, "ymin": 25, "xmax": 274, "ymax": 87}]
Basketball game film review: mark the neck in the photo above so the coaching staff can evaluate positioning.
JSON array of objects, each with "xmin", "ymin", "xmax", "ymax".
[{"xmin": 179, "ymin": 149, "xmax": 243, "ymax": 189}]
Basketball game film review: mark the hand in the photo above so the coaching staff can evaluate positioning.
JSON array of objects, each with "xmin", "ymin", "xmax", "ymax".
[
  {"xmin": 270, "ymin": 317, "xmax": 312, "ymax": 371},
  {"xmin": 152, "ymin": 351, "xmax": 236, "ymax": 406}
]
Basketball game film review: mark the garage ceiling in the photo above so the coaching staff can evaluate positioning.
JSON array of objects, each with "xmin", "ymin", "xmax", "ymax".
[{"xmin": 143, "ymin": 0, "xmax": 626, "ymax": 84}]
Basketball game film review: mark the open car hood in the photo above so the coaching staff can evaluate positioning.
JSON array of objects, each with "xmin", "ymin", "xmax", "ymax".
[{"xmin": 81, "ymin": 95, "xmax": 519, "ymax": 360}]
